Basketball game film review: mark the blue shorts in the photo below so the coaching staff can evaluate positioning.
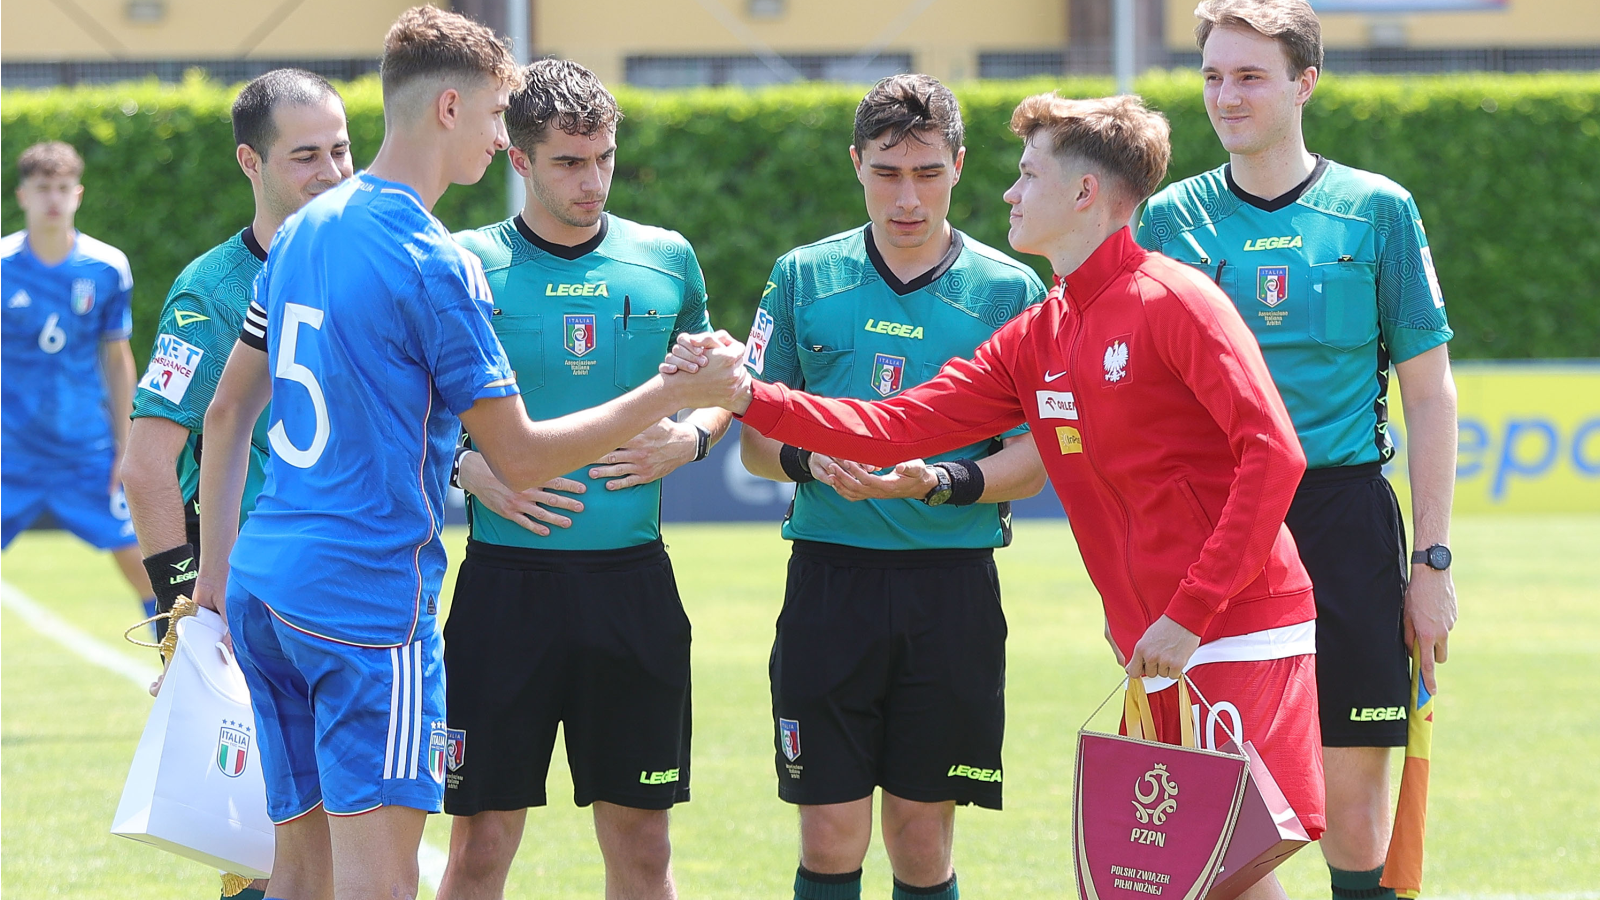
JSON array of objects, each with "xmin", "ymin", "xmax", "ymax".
[
  {"xmin": 226, "ymin": 580, "xmax": 447, "ymax": 822},
  {"xmin": 1, "ymin": 453, "xmax": 137, "ymax": 550}
]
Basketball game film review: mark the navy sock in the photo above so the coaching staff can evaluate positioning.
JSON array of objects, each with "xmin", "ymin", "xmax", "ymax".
[
  {"xmin": 1330, "ymin": 864, "xmax": 1395, "ymax": 900},
  {"xmin": 893, "ymin": 872, "xmax": 958, "ymax": 900},
  {"xmin": 795, "ymin": 865, "xmax": 863, "ymax": 900},
  {"xmin": 226, "ymin": 890, "xmax": 266, "ymax": 900}
]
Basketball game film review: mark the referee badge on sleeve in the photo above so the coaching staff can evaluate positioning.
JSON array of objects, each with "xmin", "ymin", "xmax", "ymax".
[{"xmin": 747, "ymin": 308, "xmax": 774, "ymax": 374}]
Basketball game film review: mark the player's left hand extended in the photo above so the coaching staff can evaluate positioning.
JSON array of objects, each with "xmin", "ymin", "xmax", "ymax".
[
  {"xmin": 1403, "ymin": 566, "xmax": 1457, "ymax": 694},
  {"xmin": 589, "ymin": 418, "xmax": 697, "ymax": 489},
  {"xmin": 812, "ymin": 456, "xmax": 937, "ymax": 502},
  {"xmin": 1126, "ymin": 616, "xmax": 1201, "ymax": 681}
]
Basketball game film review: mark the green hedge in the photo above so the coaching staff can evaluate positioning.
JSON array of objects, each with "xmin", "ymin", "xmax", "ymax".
[{"xmin": 4, "ymin": 71, "xmax": 1597, "ymax": 366}]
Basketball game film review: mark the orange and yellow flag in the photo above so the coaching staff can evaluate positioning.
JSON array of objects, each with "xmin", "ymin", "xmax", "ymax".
[{"xmin": 1382, "ymin": 646, "xmax": 1435, "ymax": 898}]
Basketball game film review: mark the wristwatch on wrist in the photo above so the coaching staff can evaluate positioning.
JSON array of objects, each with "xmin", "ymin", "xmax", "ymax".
[
  {"xmin": 922, "ymin": 464, "xmax": 954, "ymax": 507},
  {"xmin": 1411, "ymin": 544, "xmax": 1452, "ymax": 571}
]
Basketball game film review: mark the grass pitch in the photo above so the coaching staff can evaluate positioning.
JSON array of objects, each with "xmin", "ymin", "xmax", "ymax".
[{"xmin": 3, "ymin": 516, "xmax": 1598, "ymax": 898}]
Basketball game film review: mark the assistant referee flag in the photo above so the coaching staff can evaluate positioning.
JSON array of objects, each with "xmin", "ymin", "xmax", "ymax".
[{"xmin": 1383, "ymin": 646, "xmax": 1435, "ymax": 897}]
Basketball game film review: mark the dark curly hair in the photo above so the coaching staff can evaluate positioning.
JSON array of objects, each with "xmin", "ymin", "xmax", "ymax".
[
  {"xmin": 852, "ymin": 74, "xmax": 964, "ymax": 156},
  {"xmin": 507, "ymin": 59, "xmax": 623, "ymax": 152}
]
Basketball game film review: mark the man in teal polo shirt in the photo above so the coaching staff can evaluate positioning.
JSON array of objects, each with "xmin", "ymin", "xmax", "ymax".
[
  {"xmin": 437, "ymin": 60, "xmax": 730, "ymax": 900},
  {"xmin": 1136, "ymin": 3, "xmax": 1459, "ymax": 898},
  {"xmin": 741, "ymin": 74, "xmax": 1047, "ymax": 900}
]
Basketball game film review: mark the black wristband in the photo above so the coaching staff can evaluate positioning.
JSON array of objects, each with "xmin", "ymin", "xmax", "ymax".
[
  {"xmin": 450, "ymin": 445, "xmax": 472, "ymax": 491},
  {"xmin": 779, "ymin": 444, "xmax": 815, "ymax": 483},
  {"xmin": 692, "ymin": 424, "xmax": 711, "ymax": 462},
  {"xmin": 143, "ymin": 543, "xmax": 198, "ymax": 645},
  {"xmin": 940, "ymin": 458, "xmax": 986, "ymax": 506}
]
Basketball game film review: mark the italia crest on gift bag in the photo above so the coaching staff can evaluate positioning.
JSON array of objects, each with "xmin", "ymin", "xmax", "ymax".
[
  {"xmin": 1257, "ymin": 266, "xmax": 1288, "ymax": 308},
  {"xmin": 564, "ymin": 314, "xmax": 596, "ymax": 357},
  {"xmin": 216, "ymin": 724, "xmax": 250, "ymax": 778},
  {"xmin": 871, "ymin": 354, "xmax": 905, "ymax": 397}
]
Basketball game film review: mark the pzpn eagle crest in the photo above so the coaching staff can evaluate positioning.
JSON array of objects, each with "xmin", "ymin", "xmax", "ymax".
[{"xmin": 1103, "ymin": 340, "xmax": 1129, "ymax": 383}]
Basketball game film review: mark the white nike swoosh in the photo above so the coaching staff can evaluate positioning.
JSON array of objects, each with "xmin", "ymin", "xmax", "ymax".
[{"xmin": 1043, "ymin": 370, "xmax": 1068, "ymax": 382}]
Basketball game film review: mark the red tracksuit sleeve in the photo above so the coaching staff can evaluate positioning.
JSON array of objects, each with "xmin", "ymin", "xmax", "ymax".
[
  {"xmin": 1145, "ymin": 273, "xmax": 1308, "ymax": 634},
  {"xmin": 739, "ymin": 320, "xmax": 1030, "ymax": 467}
]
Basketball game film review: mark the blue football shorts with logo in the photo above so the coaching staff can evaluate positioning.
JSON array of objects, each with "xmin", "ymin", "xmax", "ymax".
[
  {"xmin": 771, "ymin": 541, "xmax": 1008, "ymax": 810},
  {"xmin": 225, "ymin": 579, "xmax": 447, "ymax": 822},
  {"xmin": 1, "ymin": 451, "xmax": 137, "ymax": 550},
  {"xmin": 1284, "ymin": 462, "xmax": 1410, "ymax": 747}
]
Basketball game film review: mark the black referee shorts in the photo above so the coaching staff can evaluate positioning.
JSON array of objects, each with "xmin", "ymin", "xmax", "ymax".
[
  {"xmin": 442, "ymin": 539, "xmax": 692, "ymax": 815},
  {"xmin": 1286, "ymin": 463, "xmax": 1410, "ymax": 748},
  {"xmin": 771, "ymin": 540, "xmax": 1008, "ymax": 810}
]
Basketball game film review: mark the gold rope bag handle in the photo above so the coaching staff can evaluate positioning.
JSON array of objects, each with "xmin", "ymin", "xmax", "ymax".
[
  {"xmin": 1124, "ymin": 676, "xmax": 1198, "ymax": 748},
  {"xmin": 123, "ymin": 594, "xmax": 200, "ymax": 665}
]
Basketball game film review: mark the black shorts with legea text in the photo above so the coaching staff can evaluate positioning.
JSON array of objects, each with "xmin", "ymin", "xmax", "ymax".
[
  {"xmin": 1286, "ymin": 463, "xmax": 1411, "ymax": 748},
  {"xmin": 771, "ymin": 540, "xmax": 1008, "ymax": 809},
  {"xmin": 442, "ymin": 539, "xmax": 691, "ymax": 814}
]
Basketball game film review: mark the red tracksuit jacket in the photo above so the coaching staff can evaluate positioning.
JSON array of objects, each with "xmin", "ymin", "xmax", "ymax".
[{"xmin": 739, "ymin": 228, "xmax": 1315, "ymax": 656}]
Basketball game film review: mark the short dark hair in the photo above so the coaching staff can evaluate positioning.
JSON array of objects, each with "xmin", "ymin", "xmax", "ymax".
[
  {"xmin": 17, "ymin": 141, "xmax": 84, "ymax": 182},
  {"xmin": 1195, "ymin": 0, "xmax": 1324, "ymax": 77},
  {"xmin": 852, "ymin": 74, "xmax": 964, "ymax": 157},
  {"xmin": 380, "ymin": 5, "xmax": 521, "ymax": 102},
  {"xmin": 232, "ymin": 69, "xmax": 343, "ymax": 158},
  {"xmin": 507, "ymin": 59, "xmax": 623, "ymax": 152},
  {"xmin": 1010, "ymin": 93, "xmax": 1172, "ymax": 206}
]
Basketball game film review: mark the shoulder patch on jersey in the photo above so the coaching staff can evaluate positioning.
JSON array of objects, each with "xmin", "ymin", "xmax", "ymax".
[
  {"xmin": 174, "ymin": 309, "xmax": 210, "ymax": 327},
  {"xmin": 746, "ymin": 308, "xmax": 775, "ymax": 374},
  {"xmin": 1420, "ymin": 246, "xmax": 1444, "ymax": 308},
  {"xmin": 138, "ymin": 333, "xmax": 205, "ymax": 404}
]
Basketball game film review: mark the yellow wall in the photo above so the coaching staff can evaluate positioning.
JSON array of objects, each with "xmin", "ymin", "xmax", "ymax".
[
  {"xmin": 1165, "ymin": 0, "xmax": 1600, "ymax": 52},
  {"xmin": 4, "ymin": 0, "xmax": 1595, "ymax": 76},
  {"xmin": 0, "ymin": 0, "xmax": 418, "ymax": 60},
  {"xmin": 540, "ymin": 0, "xmax": 1066, "ymax": 86}
]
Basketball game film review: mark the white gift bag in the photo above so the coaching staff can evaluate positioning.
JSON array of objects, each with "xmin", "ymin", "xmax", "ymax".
[{"xmin": 111, "ymin": 607, "xmax": 274, "ymax": 878}]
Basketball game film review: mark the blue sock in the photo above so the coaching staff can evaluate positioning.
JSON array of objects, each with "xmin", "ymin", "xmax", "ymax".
[
  {"xmin": 227, "ymin": 890, "xmax": 266, "ymax": 900},
  {"xmin": 795, "ymin": 866, "xmax": 862, "ymax": 900},
  {"xmin": 1330, "ymin": 864, "xmax": 1394, "ymax": 900},
  {"xmin": 893, "ymin": 872, "xmax": 958, "ymax": 899}
]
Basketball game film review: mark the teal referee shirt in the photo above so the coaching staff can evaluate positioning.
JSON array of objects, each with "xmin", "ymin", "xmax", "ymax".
[
  {"xmin": 1137, "ymin": 157, "xmax": 1453, "ymax": 470},
  {"xmin": 454, "ymin": 213, "xmax": 712, "ymax": 551}
]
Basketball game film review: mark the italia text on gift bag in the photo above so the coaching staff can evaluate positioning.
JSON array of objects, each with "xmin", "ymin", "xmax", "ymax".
[
  {"xmin": 111, "ymin": 606, "xmax": 274, "ymax": 878},
  {"xmin": 1073, "ymin": 678, "xmax": 1309, "ymax": 900}
]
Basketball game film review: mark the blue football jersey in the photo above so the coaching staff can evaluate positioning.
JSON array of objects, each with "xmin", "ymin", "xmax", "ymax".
[
  {"xmin": 228, "ymin": 172, "xmax": 519, "ymax": 647},
  {"xmin": 1, "ymin": 231, "xmax": 134, "ymax": 467}
]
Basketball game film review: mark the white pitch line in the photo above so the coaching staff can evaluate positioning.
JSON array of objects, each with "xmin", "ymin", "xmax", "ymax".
[
  {"xmin": 0, "ymin": 579, "xmax": 448, "ymax": 894},
  {"xmin": 0, "ymin": 580, "xmax": 158, "ymax": 686}
]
